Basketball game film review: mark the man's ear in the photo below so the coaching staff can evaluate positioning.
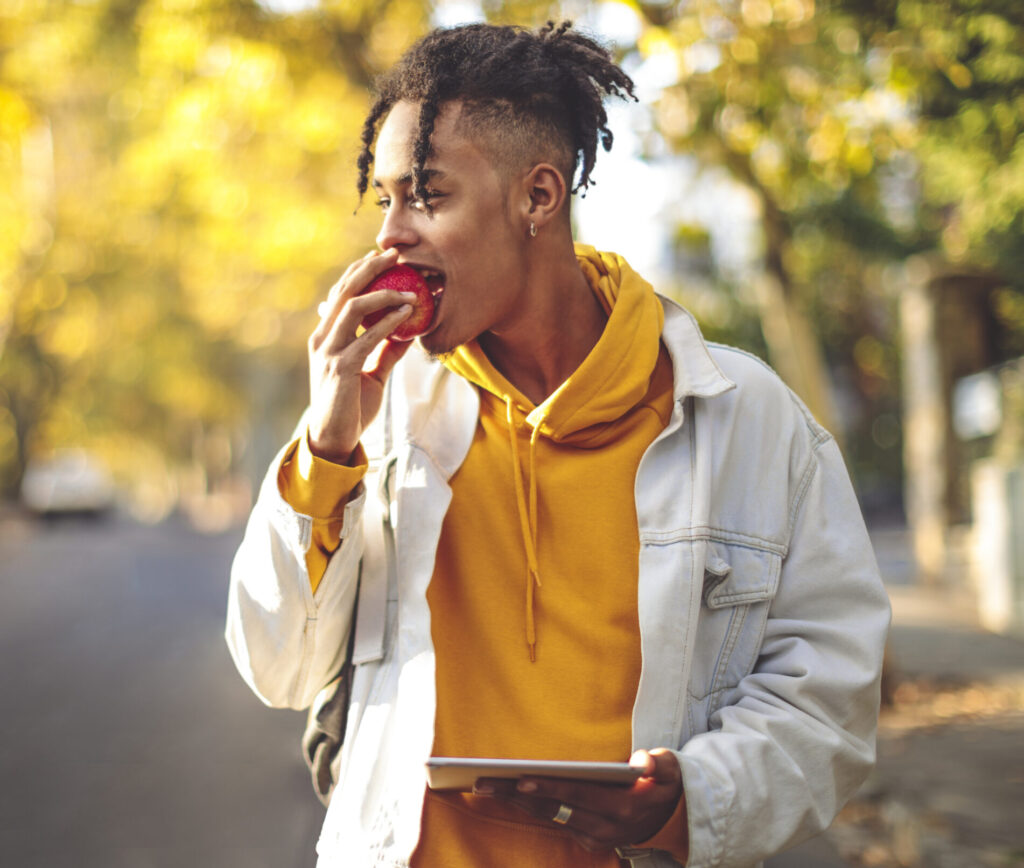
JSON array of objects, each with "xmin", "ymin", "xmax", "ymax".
[{"xmin": 521, "ymin": 163, "xmax": 568, "ymax": 232}]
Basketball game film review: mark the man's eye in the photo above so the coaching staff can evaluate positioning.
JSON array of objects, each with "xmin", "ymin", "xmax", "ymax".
[{"xmin": 411, "ymin": 191, "xmax": 444, "ymax": 211}]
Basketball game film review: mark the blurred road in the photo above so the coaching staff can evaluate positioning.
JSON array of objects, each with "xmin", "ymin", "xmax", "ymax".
[{"xmin": 0, "ymin": 514, "xmax": 323, "ymax": 868}]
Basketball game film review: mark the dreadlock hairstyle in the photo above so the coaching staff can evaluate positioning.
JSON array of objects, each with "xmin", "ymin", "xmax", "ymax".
[{"xmin": 355, "ymin": 21, "xmax": 637, "ymax": 208}]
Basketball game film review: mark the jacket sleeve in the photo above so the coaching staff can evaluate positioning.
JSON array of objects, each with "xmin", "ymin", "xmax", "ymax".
[
  {"xmin": 676, "ymin": 434, "xmax": 891, "ymax": 868},
  {"xmin": 224, "ymin": 437, "xmax": 369, "ymax": 711}
]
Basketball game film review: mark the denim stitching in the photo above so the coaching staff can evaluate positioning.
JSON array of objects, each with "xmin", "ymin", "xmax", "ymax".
[{"xmin": 640, "ymin": 527, "xmax": 787, "ymax": 556}]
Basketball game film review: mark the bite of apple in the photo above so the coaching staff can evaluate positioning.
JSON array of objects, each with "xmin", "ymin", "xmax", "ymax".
[{"xmin": 358, "ymin": 264, "xmax": 436, "ymax": 341}]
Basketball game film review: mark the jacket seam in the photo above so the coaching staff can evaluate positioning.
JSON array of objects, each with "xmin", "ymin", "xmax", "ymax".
[
  {"xmin": 640, "ymin": 527, "xmax": 787, "ymax": 556},
  {"xmin": 787, "ymin": 437, "xmax": 828, "ymax": 544},
  {"xmin": 708, "ymin": 604, "xmax": 744, "ymax": 701},
  {"xmin": 291, "ymin": 615, "xmax": 317, "ymax": 708}
]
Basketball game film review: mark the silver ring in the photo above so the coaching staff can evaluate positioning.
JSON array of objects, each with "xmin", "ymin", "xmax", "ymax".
[{"xmin": 552, "ymin": 803, "xmax": 573, "ymax": 825}]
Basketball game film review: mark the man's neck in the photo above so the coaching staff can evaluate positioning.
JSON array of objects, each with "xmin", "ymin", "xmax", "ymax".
[{"xmin": 478, "ymin": 240, "xmax": 607, "ymax": 405}]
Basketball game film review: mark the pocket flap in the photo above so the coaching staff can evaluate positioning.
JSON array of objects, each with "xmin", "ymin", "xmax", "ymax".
[{"xmin": 703, "ymin": 542, "xmax": 781, "ymax": 609}]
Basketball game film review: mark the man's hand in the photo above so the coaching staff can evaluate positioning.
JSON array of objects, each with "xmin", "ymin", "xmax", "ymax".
[
  {"xmin": 473, "ymin": 749, "xmax": 684, "ymax": 853},
  {"xmin": 307, "ymin": 247, "xmax": 414, "ymax": 463}
]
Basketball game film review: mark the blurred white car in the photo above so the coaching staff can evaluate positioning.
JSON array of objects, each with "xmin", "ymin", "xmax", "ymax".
[{"xmin": 21, "ymin": 450, "xmax": 116, "ymax": 515}]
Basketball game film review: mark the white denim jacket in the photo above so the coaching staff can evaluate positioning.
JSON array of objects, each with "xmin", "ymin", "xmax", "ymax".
[{"xmin": 226, "ymin": 298, "xmax": 890, "ymax": 868}]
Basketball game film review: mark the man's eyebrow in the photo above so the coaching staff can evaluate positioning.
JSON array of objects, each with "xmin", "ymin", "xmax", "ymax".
[{"xmin": 372, "ymin": 169, "xmax": 446, "ymax": 189}]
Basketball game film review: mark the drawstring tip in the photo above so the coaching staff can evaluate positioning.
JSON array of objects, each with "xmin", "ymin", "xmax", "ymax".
[{"xmin": 528, "ymin": 643, "xmax": 537, "ymax": 663}]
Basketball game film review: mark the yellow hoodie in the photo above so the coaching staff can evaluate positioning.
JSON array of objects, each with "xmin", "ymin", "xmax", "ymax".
[
  {"xmin": 279, "ymin": 246, "xmax": 686, "ymax": 865},
  {"xmin": 417, "ymin": 246, "xmax": 679, "ymax": 865}
]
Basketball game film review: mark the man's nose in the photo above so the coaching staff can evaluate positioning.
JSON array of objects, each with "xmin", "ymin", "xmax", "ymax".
[{"xmin": 376, "ymin": 208, "xmax": 417, "ymax": 251}]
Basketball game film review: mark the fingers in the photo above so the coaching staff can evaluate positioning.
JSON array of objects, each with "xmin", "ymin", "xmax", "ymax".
[
  {"xmin": 312, "ymin": 248, "xmax": 399, "ymax": 345},
  {"xmin": 473, "ymin": 752, "xmax": 684, "ymax": 851},
  {"xmin": 514, "ymin": 754, "xmax": 679, "ymax": 819},
  {"xmin": 316, "ymin": 250, "xmax": 378, "ymax": 317},
  {"xmin": 311, "ymin": 285, "xmax": 414, "ymax": 371},
  {"xmin": 500, "ymin": 796, "xmax": 623, "ymax": 850},
  {"xmin": 323, "ymin": 300, "xmax": 412, "ymax": 370}
]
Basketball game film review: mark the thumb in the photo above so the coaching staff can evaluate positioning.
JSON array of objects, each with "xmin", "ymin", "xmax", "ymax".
[
  {"xmin": 629, "ymin": 750, "xmax": 656, "ymax": 778},
  {"xmin": 631, "ymin": 749, "xmax": 680, "ymax": 784}
]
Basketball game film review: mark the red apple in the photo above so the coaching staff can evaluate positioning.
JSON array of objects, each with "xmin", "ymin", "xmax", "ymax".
[{"xmin": 358, "ymin": 265, "xmax": 435, "ymax": 341}]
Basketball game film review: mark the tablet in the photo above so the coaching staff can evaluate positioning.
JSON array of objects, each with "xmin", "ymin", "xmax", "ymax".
[{"xmin": 426, "ymin": 757, "xmax": 645, "ymax": 791}]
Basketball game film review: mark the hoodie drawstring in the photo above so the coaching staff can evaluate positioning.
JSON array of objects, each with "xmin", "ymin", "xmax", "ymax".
[{"xmin": 506, "ymin": 397, "xmax": 542, "ymax": 661}]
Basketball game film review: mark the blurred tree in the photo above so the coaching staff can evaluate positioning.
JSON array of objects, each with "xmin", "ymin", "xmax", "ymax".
[
  {"xmin": 0, "ymin": 0, "xmax": 429, "ymax": 506},
  {"xmin": 842, "ymin": 0, "xmax": 1024, "ymax": 355},
  {"xmin": 843, "ymin": 0, "xmax": 1024, "ymax": 572}
]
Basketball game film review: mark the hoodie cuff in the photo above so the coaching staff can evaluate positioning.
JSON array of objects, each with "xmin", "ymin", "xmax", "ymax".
[{"xmin": 277, "ymin": 430, "xmax": 368, "ymax": 519}]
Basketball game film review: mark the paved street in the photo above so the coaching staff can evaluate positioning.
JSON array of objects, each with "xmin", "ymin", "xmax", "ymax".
[{"xmin": 0, "ymin": 515, "xmax": 324, "ymax": 868}]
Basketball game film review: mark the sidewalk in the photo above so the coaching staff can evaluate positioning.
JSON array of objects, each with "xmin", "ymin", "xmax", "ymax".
[
  {"xmin": 873, "ymin": 524, "xmax": 1024, "ymax": 689},
  {"xmin": 768, "ymin": 526, "xmax": 1024, "ymax": 868}
]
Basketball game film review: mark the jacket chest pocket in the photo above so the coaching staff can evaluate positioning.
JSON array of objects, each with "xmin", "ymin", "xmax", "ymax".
[{"xmin": 687, "ymin": 541, "xmax": 782, "ymax": 722}]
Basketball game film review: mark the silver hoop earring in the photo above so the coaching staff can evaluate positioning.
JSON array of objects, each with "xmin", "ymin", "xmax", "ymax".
[{"xmin": 529, "ymin": 222, "xmax": 537, "ymax": 238}]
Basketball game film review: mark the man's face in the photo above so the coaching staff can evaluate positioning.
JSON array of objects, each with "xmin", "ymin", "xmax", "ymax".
[{"xmin": 372, "ymin": 100, "xmax": 528, "ymax": 356}]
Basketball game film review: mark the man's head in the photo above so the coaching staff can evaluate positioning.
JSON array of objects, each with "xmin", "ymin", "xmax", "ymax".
[
  {"xmin": 361, "ymin": 22, "xmax": 636, "ymax": 357},
  {"xmin": 356, "ymin": 21, "xmax": 636, "ymax": 211}
]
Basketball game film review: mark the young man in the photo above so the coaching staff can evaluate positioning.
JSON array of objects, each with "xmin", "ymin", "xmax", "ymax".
[{"xmin": 226, "ymin": 21, "xmax": 890, "ymax": 868}]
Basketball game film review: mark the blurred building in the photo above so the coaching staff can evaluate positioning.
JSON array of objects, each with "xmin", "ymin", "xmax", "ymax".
[{"xmin": 901, "ymin": 257, "xmax": 1024, "ymax": 635}]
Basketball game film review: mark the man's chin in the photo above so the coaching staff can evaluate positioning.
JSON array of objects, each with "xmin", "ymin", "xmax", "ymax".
[{"xmin": 418, "ymin": 329, "xmax": 458, "ymax": 360}]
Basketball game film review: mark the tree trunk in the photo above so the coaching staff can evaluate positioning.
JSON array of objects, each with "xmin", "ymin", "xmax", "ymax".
[
  {"xmin": 753, "ymin": 270, "xmax": 842, "ymax": 442},
  {"xmin": 900, "ymin": 261, "xmax": 947, "ymax": 583}
]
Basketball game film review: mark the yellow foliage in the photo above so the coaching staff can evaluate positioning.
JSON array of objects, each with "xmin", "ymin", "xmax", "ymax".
[
  {"xmin": 136, "ymin": 7, "xmax": 210, "ymax": 77},
  {"xmin": 774, "ymin": 0, "xmax": 813, "ymax": 27},
  {"xmin": 657, "ymin": 90, "xmax": 697, "ymax": 139},
  {"xmin": 639, "ymin": 26, "xmax": 677, "ymax": 57},
  {"xmin": 730, "ymin": 36, "xmax": 759, "ymax": 64},
  {"xmin": 38, "ymin": 286, "xmax": 99, "ymax": 359},
  {"xmin": 845, "ymin": 141, "xmax": 874, "ymax": 175},
  {"xmin": 0, "ymin": 87, "xmax": 34, "ymax": 138},
  {"xmin": 740, "ymin": 0, "xmax": 773, "ymax": 29},
  {"xmin": 294, "ymin": 74, "xmax": 358, "ymax": 153},
  {"xmin": 238, "ymin": 308, "xmax": 283, "ymax": 349},
  {"xmin": 751, "ymin": 138, "xmax": 786, "ymax": 185},
  {"xmin": 0, "ymin": 0, "xmax": 438, "ymax": 496},
  {"xmin": 807, "ymin": 115, "xmax": 846, "ymax": 163},
  {"xmin": 367, "ymin": 0, "xmax": 429, "ymax": 69}
]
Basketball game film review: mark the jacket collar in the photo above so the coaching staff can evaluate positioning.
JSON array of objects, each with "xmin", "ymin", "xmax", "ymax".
[
  {"xmin": 390, "ymin": 348, "xmax": 480, "ymax": 481},
  {"xmin": 659, "ymin": 296, "xmax": 736, "ymax": 402}
]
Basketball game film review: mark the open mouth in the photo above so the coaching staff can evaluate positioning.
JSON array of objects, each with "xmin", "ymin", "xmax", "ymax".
[
  {"xmin": 416, "ymin": 268, "xmax": 446, "ymax": 298},
  {"xmin": 415, "ymin": 267, "xmax": 445, "ymax": 332}
]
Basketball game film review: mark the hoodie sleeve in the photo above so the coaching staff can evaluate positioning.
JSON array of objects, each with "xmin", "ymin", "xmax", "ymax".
[{"xmin": 277, "ymin": 430, "xmax": 368, "ymax": 592}]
